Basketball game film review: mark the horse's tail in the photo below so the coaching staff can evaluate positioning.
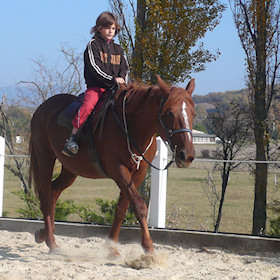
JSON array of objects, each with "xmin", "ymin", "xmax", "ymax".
[{"xmin": 28, "ymin": 135, "xmax": 39, "ymax": 197}]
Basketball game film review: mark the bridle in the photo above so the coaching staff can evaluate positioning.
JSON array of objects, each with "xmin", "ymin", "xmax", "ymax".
[
  {"xmin": 111, "ymin": 92, "xmax": 193, "ymax": 171},
  {"xmin": 158, "ymin": 98, "xmax": 193, "ymax": 153}
]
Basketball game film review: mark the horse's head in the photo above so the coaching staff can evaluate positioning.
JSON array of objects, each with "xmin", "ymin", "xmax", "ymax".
[{"xmin": 157, "ymin": 75, "xmax": 196, "ymax": 168}]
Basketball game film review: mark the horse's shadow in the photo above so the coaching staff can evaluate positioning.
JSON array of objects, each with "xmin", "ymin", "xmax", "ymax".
[{"xmin": 0, "ymin": 246, "xmax": 27, "ymax": 261}]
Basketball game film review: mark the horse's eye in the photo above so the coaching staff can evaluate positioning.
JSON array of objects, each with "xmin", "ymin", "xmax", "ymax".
[
  {"xmin": 162, "ymin": 111, "xmax": 174, "ymax": 126},
  {"xmin": 166, "ymin": 111, "xmax": 174, "ymax": 118}
]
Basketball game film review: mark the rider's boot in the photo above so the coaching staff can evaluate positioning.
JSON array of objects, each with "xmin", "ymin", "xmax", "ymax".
[{"xmin": 62, "ymin": 134, "xmax": 79, "ymax": 157}]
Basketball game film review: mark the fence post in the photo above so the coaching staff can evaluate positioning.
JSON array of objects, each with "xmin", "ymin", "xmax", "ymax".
[
  {"xmin": 148, "ymin": 137, "xmax": 168, "ymax": 228},
  {"xmin": 0, "ymin": 136, "xmax": 5, "ymax": 217}
]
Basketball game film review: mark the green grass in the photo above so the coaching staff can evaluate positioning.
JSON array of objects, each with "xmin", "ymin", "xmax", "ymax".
[
  {"xmin": 2, "ymin": 163, "xmax": 280, "ymax": 235},
  {"xmin": 166, "ymin": 166, "xmax": 280, "ymax": 234},
  {"xmin": 3, "ymin": 169, "xmax": 26, "ymax": 217}
]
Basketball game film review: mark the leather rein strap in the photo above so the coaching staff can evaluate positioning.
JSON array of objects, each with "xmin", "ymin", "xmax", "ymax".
[{"xmin": 111, "ymin": 95, "xmax": 192, "ymax": 171}]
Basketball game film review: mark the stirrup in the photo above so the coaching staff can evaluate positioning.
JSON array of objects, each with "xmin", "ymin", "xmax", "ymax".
[
  {"xmin": 62, "ymin": 137, "xmax": 79, "ymax": 157},
  {"xmin": 62, "ymin": 146, "xmax": 77, "ymax": 158}
]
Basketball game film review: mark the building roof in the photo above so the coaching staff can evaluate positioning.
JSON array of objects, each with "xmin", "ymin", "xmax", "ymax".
[{"xmin": 192, "ymin": 129, "xmax": 216, "ymax": 138}]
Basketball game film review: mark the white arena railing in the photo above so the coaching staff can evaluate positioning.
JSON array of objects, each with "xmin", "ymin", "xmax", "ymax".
[{"xmin": 0, "ymin": 136, "xmax": 280, "ymax": 229}]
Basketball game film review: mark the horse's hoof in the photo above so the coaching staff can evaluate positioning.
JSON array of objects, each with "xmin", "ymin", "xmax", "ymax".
[
  {"xmin": 142, "ymin": 242, "xmax": 155, "ymax": 255},
  {"xmin": 105, "ymin": 239, "xmax": 121, "ymax": 258},
  {"xmin": 35, "ymin": 229, "xmax": 46, "ymax": 243},
  {"xmin": 145, "ymin": 249, "xmax": 155, "ymax": 255},
  {"xmin": 108, "ymin": 247, "xmax": 121, "ymax": 259},
  {"xmin": 49, "ymin": 246, "xmax": 62, "ymax": 255}
]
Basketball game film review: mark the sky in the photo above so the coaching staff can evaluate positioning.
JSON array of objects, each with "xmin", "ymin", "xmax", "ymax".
[{"xmin": 0, "ymin": 0, "xmax": 246, "ymax": 96}]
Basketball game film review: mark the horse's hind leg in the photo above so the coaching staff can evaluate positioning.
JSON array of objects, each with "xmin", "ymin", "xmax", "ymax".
[
  {"xmin": 34, "ymin": 155, "xmax": 58, "ymax": 251},
  {"xmin": 35, "ymin": 166, "xmax": 77, "ymax": 249},
  {"xmin": 108, "ymin": 191, "xmax": 130, "ymax": 256},
  {"xmin": 50, "ymin": 166, "xmax": 77, "ymax": 233}
]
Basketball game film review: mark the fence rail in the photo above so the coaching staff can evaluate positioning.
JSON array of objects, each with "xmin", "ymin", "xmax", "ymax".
[
  {"xmin": 1, "ymin": 137, "xmax": 280, "ymax": 233},
  {"xmin": 4, "ymin": 154, "xmax": 280, "ymax": 164}
]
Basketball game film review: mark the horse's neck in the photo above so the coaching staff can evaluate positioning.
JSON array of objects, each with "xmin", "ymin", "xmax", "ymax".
[{"xmin": 128, "ymin": 88, "xmax": 162, "ymax": 140}]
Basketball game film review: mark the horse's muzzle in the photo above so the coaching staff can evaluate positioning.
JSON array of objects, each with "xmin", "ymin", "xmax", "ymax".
[{"xmin": 176, "ymin": 148, "xmax": 195, "ymax": 168}]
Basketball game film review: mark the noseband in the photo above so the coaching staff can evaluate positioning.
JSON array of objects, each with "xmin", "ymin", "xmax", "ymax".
[{"xmin": 158, "ymin": 99, "xmax": 193, "ymax": 153}]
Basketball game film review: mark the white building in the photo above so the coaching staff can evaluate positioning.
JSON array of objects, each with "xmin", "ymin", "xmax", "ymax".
[{"xmin": 192, "ymin": 129, "xmax": 217, "ymax": 144}]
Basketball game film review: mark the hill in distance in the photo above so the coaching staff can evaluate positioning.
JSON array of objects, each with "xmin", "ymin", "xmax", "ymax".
[{"xmin": 193, "ymin": 88, "xmax": 248, "ymax": 113}]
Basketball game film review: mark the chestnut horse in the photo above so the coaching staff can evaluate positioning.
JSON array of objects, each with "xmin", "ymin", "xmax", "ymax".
[{"xmin": 29, "ymin": 75, "xmax": 195, "ymax": 255}]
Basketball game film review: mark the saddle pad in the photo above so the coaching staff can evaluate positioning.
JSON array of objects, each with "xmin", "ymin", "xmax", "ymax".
[
  {"xmin": 56, "ymin": 92, "xmax": 111, "ymax": 178},
  {"xmin": 57, "ymin": 93, "xmax": 84, "ymax": 131}
]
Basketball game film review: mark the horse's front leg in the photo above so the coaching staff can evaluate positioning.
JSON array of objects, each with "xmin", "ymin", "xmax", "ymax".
[
  {"xmin": 113, "ymin": 167, "xmax": 154, "ymax": 254},
  {"xmin": 108, "ymin": 191, "xmax": 130, "ymax": 256},
  {"xmin": 128, "ymin": 185, "xmax": 154, "ymax": 254}
]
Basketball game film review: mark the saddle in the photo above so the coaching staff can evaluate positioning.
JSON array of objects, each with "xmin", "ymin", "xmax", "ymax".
[{"xmin": 57, "ymin": 91, "xmax": 114, "ymax": 177}]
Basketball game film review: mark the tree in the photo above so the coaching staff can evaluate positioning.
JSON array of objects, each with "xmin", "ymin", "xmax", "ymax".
[
  {"xmin": 194, "ymin": 104, "xmax": 208, "ymax": 132},
  {"xmin": 109, "ymin": 0, "xmax": 225, "ymax": 205},
  {"xmin": 231, "ymin": 0, "xmax": 280, "ymax": 235},
  {"xmin": 18, "ymin": 44, "xmax": 83, "ymax": 107},
  {"xmin": 109, "ymin": 0, "xmax": 225, "ymax": 84},
  {"xmin": 0, "ymin": 45, "xmax": 83, "ymax": 197},
  {"xmin": 205, "ymin": 98, "xmax": 252, "ymax": 232},
  {"xmin": 0, "ymin": 96, "xmax": 32, "ymax": 194}
]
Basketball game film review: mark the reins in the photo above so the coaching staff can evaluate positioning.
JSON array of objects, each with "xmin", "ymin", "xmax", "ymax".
[
  {"xmin": 112, "ymin": 98, "xmax": 173, "ymax": 171},
  {"xmin": 122, "ymin": 92, "xmax": 154, "ymax": 169},
  {"xmin": 111, "ymin": 89, "xmax": 192, "ymax": 171}
]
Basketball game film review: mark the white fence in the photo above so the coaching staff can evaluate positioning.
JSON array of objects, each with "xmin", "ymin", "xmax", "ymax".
[
  {"xmin": 0, "ymin": 136, "xmax": 169, "ymax": 227},
  {"xmin": 149, "ymin": 137, "xmax": 168, "ymax": 228},
  {"xmin": 0, "ymin": 136, "xmax": 280, "ymax": 229}
]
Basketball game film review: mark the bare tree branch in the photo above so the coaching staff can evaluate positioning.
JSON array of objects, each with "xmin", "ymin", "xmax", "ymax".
[
  {"xmin": 17, "ymin": 45, "xmax": 83, "ymax": 107},
  {"xmin": 0, "ymin": 96, "xmax": 30, "ymax": 194}
]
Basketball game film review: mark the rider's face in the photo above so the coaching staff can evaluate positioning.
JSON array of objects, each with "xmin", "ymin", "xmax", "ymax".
[{"xmin": 100, "ymin": 24, "xmax": 116, "ymax": 41}]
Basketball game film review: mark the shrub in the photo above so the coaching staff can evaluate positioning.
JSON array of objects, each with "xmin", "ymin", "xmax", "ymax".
[
  {"xmin": 268, "ymin": 200, "xmax": 280, "ymax": 237},
  {"xmin": 13, "ymin": 190, "xmax": 77, "ymax": 221},
  {"xmin": 2, "ymin": 211, "xmax": 8, "ymax": 217},
  {"xmin": 14, "ymin": 190, "xmax": 137, "ymax": 226},
  {"xmin": 201, "ymin": 149, "xmax": 210, "ymax": 158},
  {"xmin": 78, "ymin": 198, "xmax": 137, "ymax": 226},
  {"xmin": 53, "ymin": 200, "xmax": 77, "ymax": 221},
  {"xmin": 13, "ymin": 190, "xmax": 42, "ymax": 219},
  {"xmin": 211, "ymin": 150, "xmax": 223, "ymax": 159},
  {"xmin": 269, "ymin": 217, "xmax": 280, "ymax": 237}
]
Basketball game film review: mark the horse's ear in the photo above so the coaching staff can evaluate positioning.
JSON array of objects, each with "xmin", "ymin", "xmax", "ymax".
[
  {"xmin": 186, "ymin": 79, "xmax": 195, "ymax": 95},
  {"xmin": 156, "ymin": 74, "xmax": 170, "ymax": 97}
]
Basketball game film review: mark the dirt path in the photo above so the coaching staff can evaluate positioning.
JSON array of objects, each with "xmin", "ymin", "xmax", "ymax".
[{"xmin": 0, "ymin": 230, "xmax": 279, "ymax": 280}]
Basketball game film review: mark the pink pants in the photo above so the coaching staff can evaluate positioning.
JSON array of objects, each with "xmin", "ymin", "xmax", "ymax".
[{"xmin": 72, "ymin": 87, "xmax": 106, "ymax": 129}]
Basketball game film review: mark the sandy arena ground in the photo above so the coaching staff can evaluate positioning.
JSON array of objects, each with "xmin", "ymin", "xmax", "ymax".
[{"xmin": 0, "ymin": 230, "xmax": 279, "ymax": 280}]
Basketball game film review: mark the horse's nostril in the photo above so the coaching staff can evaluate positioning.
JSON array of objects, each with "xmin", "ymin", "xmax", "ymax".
[
  {"xmin": 179, "ymin": 151, "xmax": 186, "ymax": 162},
  {"xmin": 187, "ymin": 156, "xmax": 194, "ymax": 163},
  {"xmin": 179, "ymin": 151, "xmax": 194, "ymax": 163}
]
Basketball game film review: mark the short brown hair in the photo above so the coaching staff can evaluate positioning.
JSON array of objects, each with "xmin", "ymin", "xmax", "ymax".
[{"xmin": 90, "ymin": 12, "xmax": 120, "ymax": 36}]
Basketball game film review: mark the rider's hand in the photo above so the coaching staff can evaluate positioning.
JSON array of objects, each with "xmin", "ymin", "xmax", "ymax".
[{"xmin": 115, "ymin": 77, "xmax": 125, "ymax": 84}]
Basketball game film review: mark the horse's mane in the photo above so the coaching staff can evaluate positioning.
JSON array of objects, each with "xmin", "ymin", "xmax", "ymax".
[
  {"xmin": 114, "ymin": 83, "xmax": 159, "ymax": 113},
  {"xmin": 114, "ymin": 82, "xmax": 195, "ymax": 114},
  {"xmin": 115, "ymin": 83, "xmax": 158, "ymax": 103}
]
